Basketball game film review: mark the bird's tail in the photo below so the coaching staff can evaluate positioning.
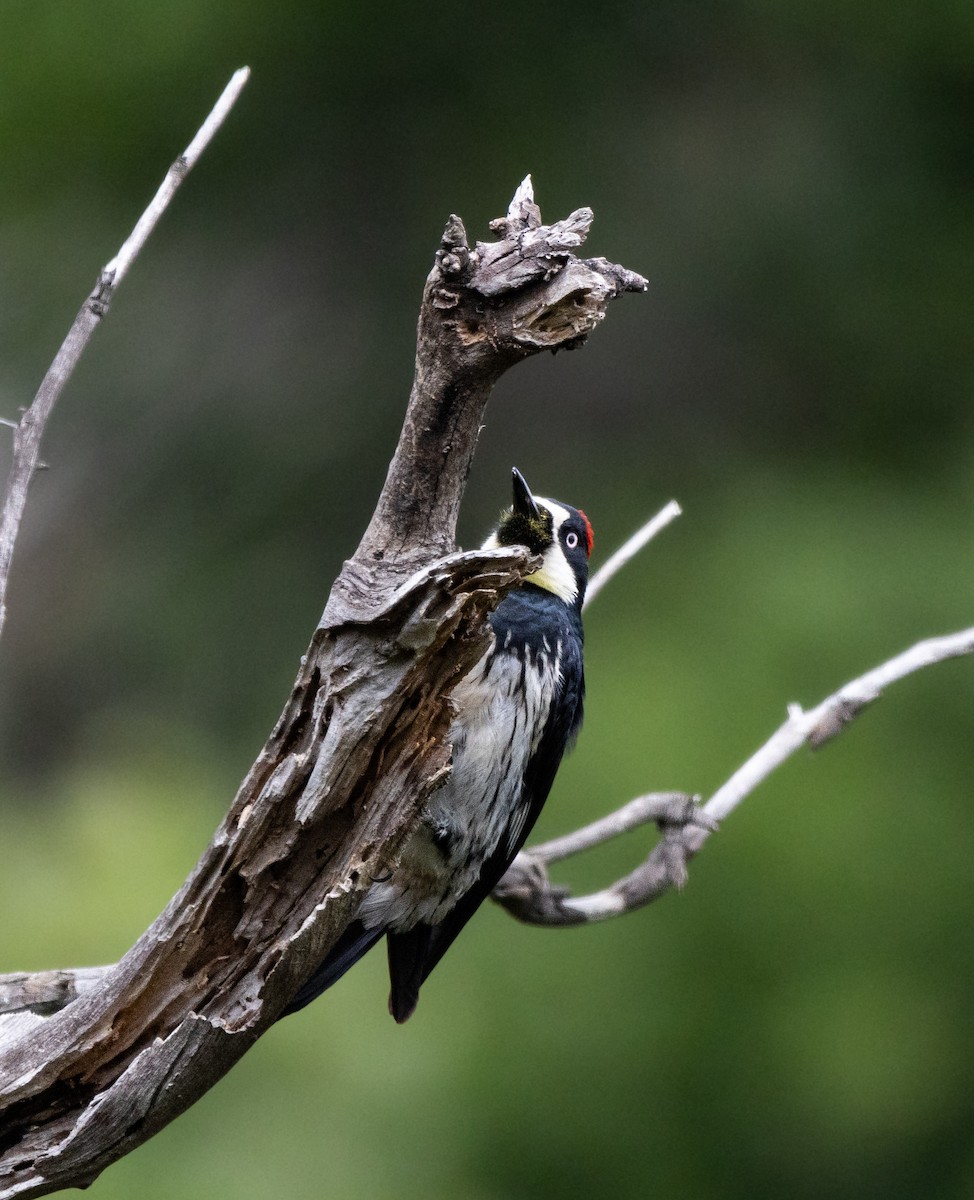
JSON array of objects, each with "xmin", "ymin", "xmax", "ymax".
[
  {"xmin": 386, "ymin": 924, "xmax": 435, "ymax": 1024},
  {"xmin": 281, "ymin": 920, "xmax": 384, "ymax": 1016}
]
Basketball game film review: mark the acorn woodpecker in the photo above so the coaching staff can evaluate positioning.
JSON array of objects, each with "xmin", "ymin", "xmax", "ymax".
[{"xmin": 286, "ymin": 468, "xmax": 592, "ymax": 1022}]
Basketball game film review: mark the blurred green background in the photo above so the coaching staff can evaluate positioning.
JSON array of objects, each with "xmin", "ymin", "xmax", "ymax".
[{"xmin": 1, "ymin": 1, "xmax": 973, "ymax": 1197}]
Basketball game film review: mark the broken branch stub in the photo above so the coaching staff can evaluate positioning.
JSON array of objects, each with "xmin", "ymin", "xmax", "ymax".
[{"xmin": 345, "ymin": 175, "xmax": 648, "ymax": 593}]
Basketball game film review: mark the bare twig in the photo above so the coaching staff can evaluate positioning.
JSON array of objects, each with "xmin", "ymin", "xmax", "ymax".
[
  {"xmin": 0, "ymin": 67, "xmax": 251, "ymax": 640},
  {"xmin": 494, "ymin": 625, "xmax": 974, "ymax": 925},
  {"xmin": 583, "ymin": 500, "xmax": 682, "ymax": 609},
  {"xmin": 701, "ymin": 625, "xmax": 974, "ymax": 823},
  {"xmin": 525, "ymin": 792, "xmax": 703, "ymax": 864}
]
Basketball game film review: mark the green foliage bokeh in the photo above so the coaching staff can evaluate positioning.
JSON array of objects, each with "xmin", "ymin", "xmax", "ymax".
[{"xmin": 1, "ymin": 2, "xmax": 972, "ymax": 1197}]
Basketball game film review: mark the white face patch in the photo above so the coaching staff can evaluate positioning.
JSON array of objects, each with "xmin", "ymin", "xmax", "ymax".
[{"xmin": 524, "ymin": 498, "xmax": 578, "ymax": 603}]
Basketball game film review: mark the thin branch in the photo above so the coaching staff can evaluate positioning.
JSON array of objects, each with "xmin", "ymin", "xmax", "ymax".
[
  {"xmin": 104, "ymin": 69, "xmax": 251, "ymax": 289},
  {"xmin": 0, "ymin": 67, "xmax": 251, "ymax": 640},
  {"xmin": 493, "ymin": 624, "xmax": 974, "ymax": 926},
  {"xmin": 583, "ymin": 500, "xmax": 682, "ymax": 609},
  {"xmin": 701, "ymin": 624, "xmax": 974, "ymax": 823},
  {"xmin": 525, "ymin": 792, "xmax": 704, "ymax": 864}
]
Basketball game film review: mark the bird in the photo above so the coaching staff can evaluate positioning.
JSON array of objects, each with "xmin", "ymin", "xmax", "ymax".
[{"xmin": 285, "ymin": 467, "xmax": 592, "ymax": 1022}]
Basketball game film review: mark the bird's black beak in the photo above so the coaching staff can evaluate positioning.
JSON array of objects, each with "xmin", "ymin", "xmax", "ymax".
[{"xmin": 511, "ymin": 467, "xmax": 541, "ymax": 521}]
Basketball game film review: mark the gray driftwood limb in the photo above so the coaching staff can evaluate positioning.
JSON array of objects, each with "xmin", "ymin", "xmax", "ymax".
[{"xmin": 0, "ymin": 173, "xmax": 645, "ymax": 1198}]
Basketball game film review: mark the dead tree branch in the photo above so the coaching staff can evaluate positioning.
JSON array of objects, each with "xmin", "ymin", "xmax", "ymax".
[
  {"xmin": 0, "ymin": 158, "xmax": 646, "ymax": 1196},
  {"xmin": 0, "ymin": 67, "xmax": 251, "ymax": 641}
]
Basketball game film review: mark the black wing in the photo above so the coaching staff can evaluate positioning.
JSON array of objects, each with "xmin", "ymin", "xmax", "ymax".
[{"xmin": 282, "ymin": 919, "xmax": 385, "ymax": 1016}]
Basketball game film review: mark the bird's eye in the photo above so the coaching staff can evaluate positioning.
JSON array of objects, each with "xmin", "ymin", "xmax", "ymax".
[{"xmin": 565, "ymin": 532, "xmax": 579, "ymax": 549}]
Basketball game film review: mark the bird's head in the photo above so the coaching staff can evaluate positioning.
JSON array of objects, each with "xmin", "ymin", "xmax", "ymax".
[{"xmin": 483, "ymin": 467, "xmax": 594, "ymax": 608}]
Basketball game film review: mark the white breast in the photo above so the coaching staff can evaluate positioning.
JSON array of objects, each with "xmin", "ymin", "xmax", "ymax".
[{"xmin": 356, "ymin": 640, "xmax": 562, "ymax": 932}]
